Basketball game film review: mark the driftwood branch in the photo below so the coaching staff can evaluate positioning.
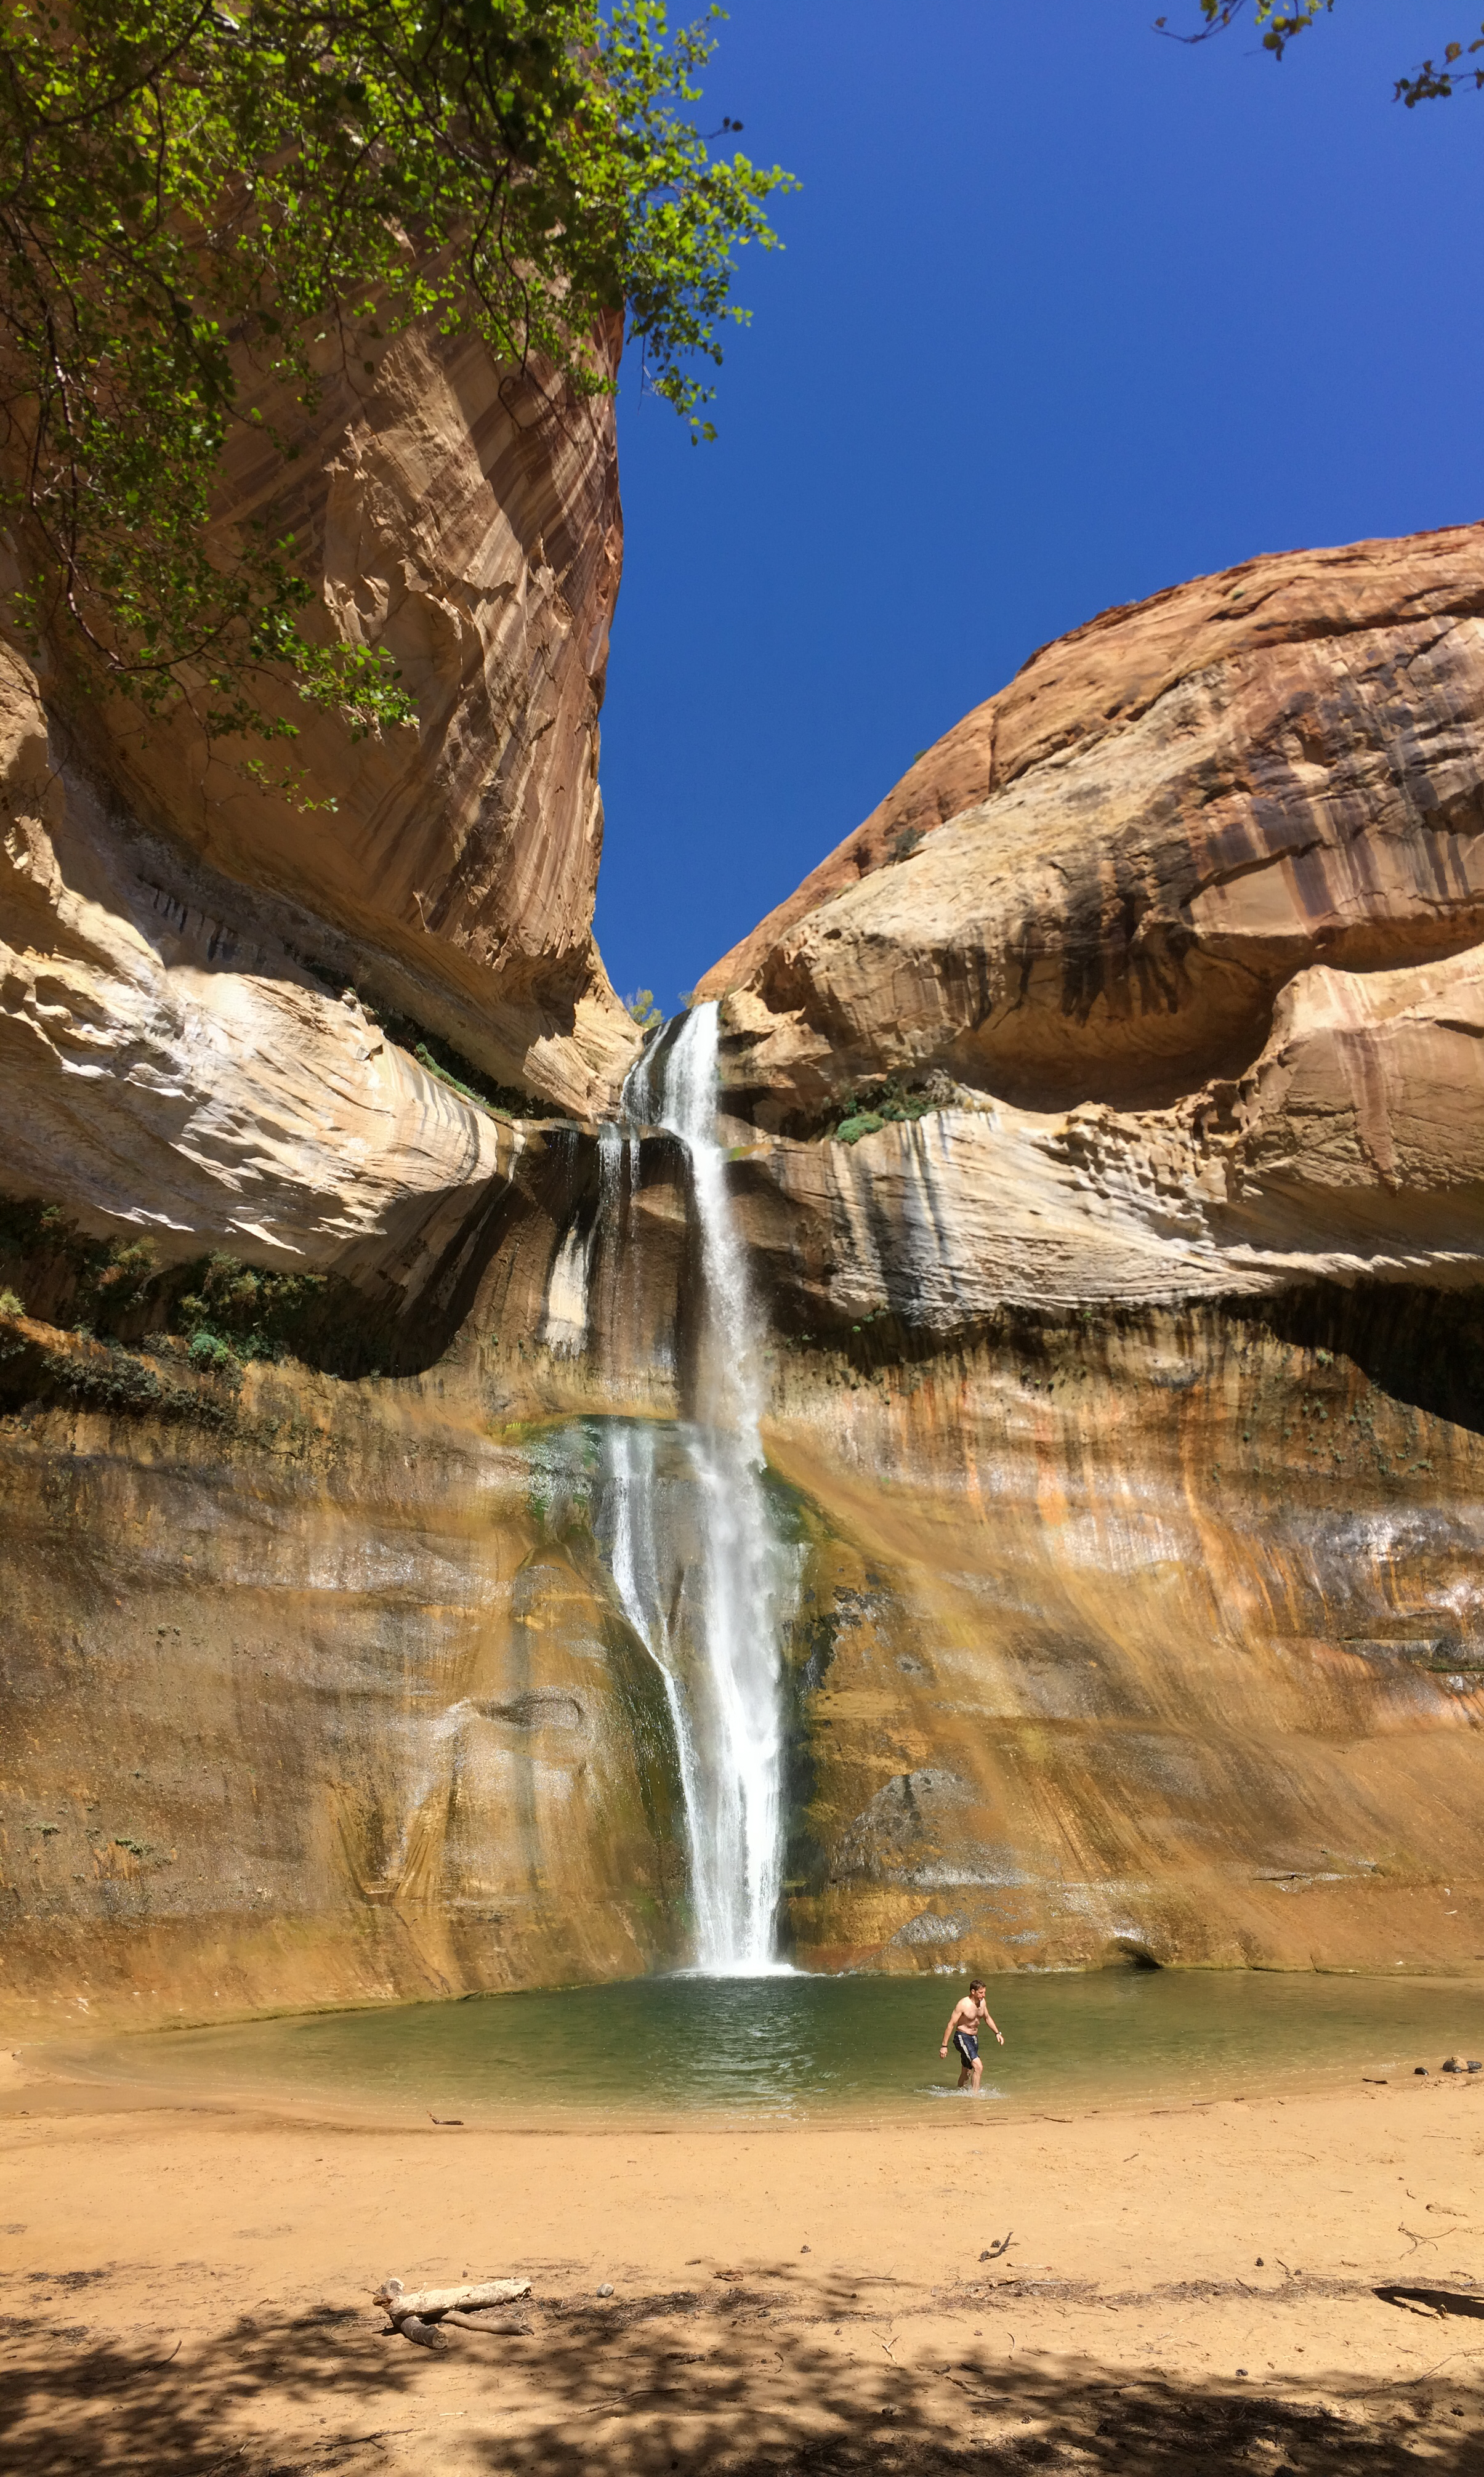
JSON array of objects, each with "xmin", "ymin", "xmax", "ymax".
[
  {"xmin": 397, "ymin": 2312, "xmax": 448, "ymax": 2352},
  {"xmin": 371, "ymin": 2277, "xmax": 531, "ymax": 2318},
  {"xmin": 443, "ymin": 2309, "xmax": 531, "ymax": 2334}
]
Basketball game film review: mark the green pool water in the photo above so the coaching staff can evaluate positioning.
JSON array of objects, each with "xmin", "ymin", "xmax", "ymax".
[{"xmin": 56, "ymin": 1968, "xmax": 1484, "ymax": 2124}]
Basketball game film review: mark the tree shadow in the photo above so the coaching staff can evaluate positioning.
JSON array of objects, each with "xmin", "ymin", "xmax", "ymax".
[
  {"xmin": 0, "ymin": 2302, "xmax": 414, "ymax": 2476},
  {"xmin": 1376, "ymin": 2284, "xmax": 1484, "ymax": 2323},
  {"xmin": 2, "ymin": 2282, "xmax": 1481, "ymax": 2476}
]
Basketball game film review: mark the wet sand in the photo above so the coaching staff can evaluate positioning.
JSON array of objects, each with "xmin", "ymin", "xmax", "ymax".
[{"xmin": 3, "ymin": 2050, "xmax": 1484, "ymax": 2474}]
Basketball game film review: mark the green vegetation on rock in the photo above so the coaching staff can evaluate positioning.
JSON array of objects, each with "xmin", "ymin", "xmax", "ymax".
[
  {"xmin": 0, "ymin": 1195, "xmax": 397, "ymax": 1378},
  {"xmin": 0, "ymin": 0, "xmax": 792, "ymax": 748},
  {"xmin": 828, "ymin": 1073, "xmax": 953, "ymax": 1145}
]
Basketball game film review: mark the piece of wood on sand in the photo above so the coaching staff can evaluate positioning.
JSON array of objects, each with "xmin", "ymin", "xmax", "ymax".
[
  {"xmin": 396, "ymin": 2313, "xmax": 447, "ymax": 2352},
  {"xmin": 372, "ymin": 2275, "xmax": 533, "ymax": 2344},
  {"xmin": 443, "ymin": 2309, "xmax": 531, "ymax": 2334}
]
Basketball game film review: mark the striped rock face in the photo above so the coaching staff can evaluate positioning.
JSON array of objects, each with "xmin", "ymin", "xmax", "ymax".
[
  {"xmin": 0, "ymin": 319, "xmax": 638, "ymax": 1307},
  {"xmin": 702, "ymin": 524, "xmax": 1484, "ymax": 1131},
  {"xmin": 672, "ymin": 529, "xmax": 1484, "ymax": 1976}
]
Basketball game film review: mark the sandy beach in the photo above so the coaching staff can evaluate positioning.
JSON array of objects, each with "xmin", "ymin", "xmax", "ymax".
[{"xmin": 4, "ymin": 2050, "xmax": 1484, "ymax": 2475}]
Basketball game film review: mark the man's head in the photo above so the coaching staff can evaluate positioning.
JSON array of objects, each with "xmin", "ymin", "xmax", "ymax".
[{"xmin": 970, "ymin": 1980, "xmax": 985, "ymax": 1997}]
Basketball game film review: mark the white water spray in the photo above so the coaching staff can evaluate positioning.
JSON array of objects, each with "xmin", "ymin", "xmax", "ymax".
[{"xmin": 597, "ymin": 1003, "xmax": 793, "ymax": 1973}]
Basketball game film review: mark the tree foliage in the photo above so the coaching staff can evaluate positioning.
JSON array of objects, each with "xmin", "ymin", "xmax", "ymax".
[
  {"xmin": 0, "ymin": 0, "xmax": 792, "ymax": 748},
  {"xmin": 1163, "ymin": 4, "xmax": 1484, "ymax": 107},
  {"xmin": 1161, "ymin": 2, "xmax": 1335, "ymax": 56}
]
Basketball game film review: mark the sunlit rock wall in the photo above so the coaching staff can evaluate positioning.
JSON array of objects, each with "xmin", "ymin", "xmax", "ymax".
[
  {"xmin": 0, "ymin": 291, "xmax": 656, "ymax": 2027},
  {"xmin": 6, "ymin": 521, "xmax": 1484, "ymax": 2035},
  {"xmin": 692, "ymin": 522, "xmax": 1484, "ymax": 1978},
  {"xmin": 0, "ymin": 1322, "xmax": 687, "ymax": 2035},
  {"xmin": 704, "ymin": 523, "xmax": 1484, "ymax": 1133},
  {"xmin": 0, "ymin": 315, "xmax": 639, "ymax": 1305},
  {"xmin": 763, "ymin": 1301, "xmax": 1484, "ymax": 1976},
  {"xmin": 4, "ymin": 1103, "xmax": 1483, "ymax": 2031},
  {"xmin": 84, "ymin": 322, "xmax": 639, "ymax": 1114},
  {"xmin": 501, "ymin": 1124, "xmax": 1484, "ymax": 1982}
]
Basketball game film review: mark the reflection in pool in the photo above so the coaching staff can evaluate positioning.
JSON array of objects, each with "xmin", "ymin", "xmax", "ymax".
[{"xmin": 57, "ymin": 1966, "xmax": 1484, "ymax": 2124}]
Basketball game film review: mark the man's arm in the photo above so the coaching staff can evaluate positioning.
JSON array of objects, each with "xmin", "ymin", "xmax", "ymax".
[
  {"xmin": 981, "ymin": 2006, "xmax": 1005, "ymax": 2047},
  {"xmin": 940, "ymin": 2004, "xmax": 962, "ymax": 2056}
]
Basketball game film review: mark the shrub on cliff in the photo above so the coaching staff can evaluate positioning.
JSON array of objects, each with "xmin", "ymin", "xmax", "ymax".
[
  {"xmin": 827, "ymin": 1072, "xmax": 956, "ymax": 1145},
  {"xmin": 0, "ymin": 1195, "xmax": 398, "ymax": 1375},
  {"xmin": 0, "ymin": 0, "xmax": 791, "ymax": 748}
]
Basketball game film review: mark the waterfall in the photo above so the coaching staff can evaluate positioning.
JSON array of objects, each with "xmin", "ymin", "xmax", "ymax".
[{"xmin": 595, "ymin": 1002, "xmax": 794, "ymax": 1974}]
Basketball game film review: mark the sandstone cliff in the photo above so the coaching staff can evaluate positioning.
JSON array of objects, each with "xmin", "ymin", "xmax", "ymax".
[
  {"xmin": 693, "ymin": 527, "xmax": 1484, "ymax": 1328},
  {"xmin": 0, "ymin": 321, "xmax": 638, "ymax": 1299},
  {"xmin": 679, "ymin": 525, "xmax": 1484, "ymax": 1976},
  {"xmin": 5, "ymin": 1177, "xmax": 1482, "ymax": 2024},
  {"xmin": 5, "ymin": 519, "xmax": 1484, "ymax": 2037},
  {"xmin": 703, "ymin": 525, "xmax": 1484, "ymax": 1123}
]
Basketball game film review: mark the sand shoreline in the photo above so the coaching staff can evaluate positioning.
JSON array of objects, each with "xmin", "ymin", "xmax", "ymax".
[
  {"xmin": 8, "ymin": 2044, "xmax": 1477, "ymax": 2140},
  {"xmin": 4, "ymin": 2053, "xmax": 1484, "ymax": 2473}
]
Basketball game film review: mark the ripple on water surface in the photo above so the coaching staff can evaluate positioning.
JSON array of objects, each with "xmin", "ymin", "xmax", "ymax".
[{"xmin": 55, "ymin": 1968, "xmax": 1484, "ymax": 2124}]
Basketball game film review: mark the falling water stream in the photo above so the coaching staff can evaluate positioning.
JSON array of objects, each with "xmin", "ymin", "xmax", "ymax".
[{"xmin": 593, "ymin": 1002, "xmax": 794, "ymax": 1974}]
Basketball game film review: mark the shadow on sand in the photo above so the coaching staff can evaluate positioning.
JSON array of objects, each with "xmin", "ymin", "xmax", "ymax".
[{"xmin": 2, "ymin": 2283, "xmax": 1481, "ymax": 2476}]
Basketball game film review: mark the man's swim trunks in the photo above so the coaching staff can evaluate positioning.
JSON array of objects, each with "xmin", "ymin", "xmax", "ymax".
[{"xmin": 953, "ymin": 2029, "xmax": 979, "ymax": 2067}]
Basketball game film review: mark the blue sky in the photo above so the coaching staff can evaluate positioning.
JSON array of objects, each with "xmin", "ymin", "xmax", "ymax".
[{"xmin": 592, "ymin": 1, "xmax": 1484, "ymax": 1009}]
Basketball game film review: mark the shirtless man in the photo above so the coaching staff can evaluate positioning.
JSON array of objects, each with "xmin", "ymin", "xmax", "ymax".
[{"xmin": 940, "ymin": 1979, "xmax": 1004, "ymax": 2090}]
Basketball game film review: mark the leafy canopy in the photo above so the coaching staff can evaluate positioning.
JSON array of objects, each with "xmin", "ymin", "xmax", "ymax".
[
  {"xmin": 1164, "ymin": 4, "xmax": 1484, "ymax": 107},
  {"xmin": 0, "ymin": 0, "xmax": 792, "ymax": 750}
]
